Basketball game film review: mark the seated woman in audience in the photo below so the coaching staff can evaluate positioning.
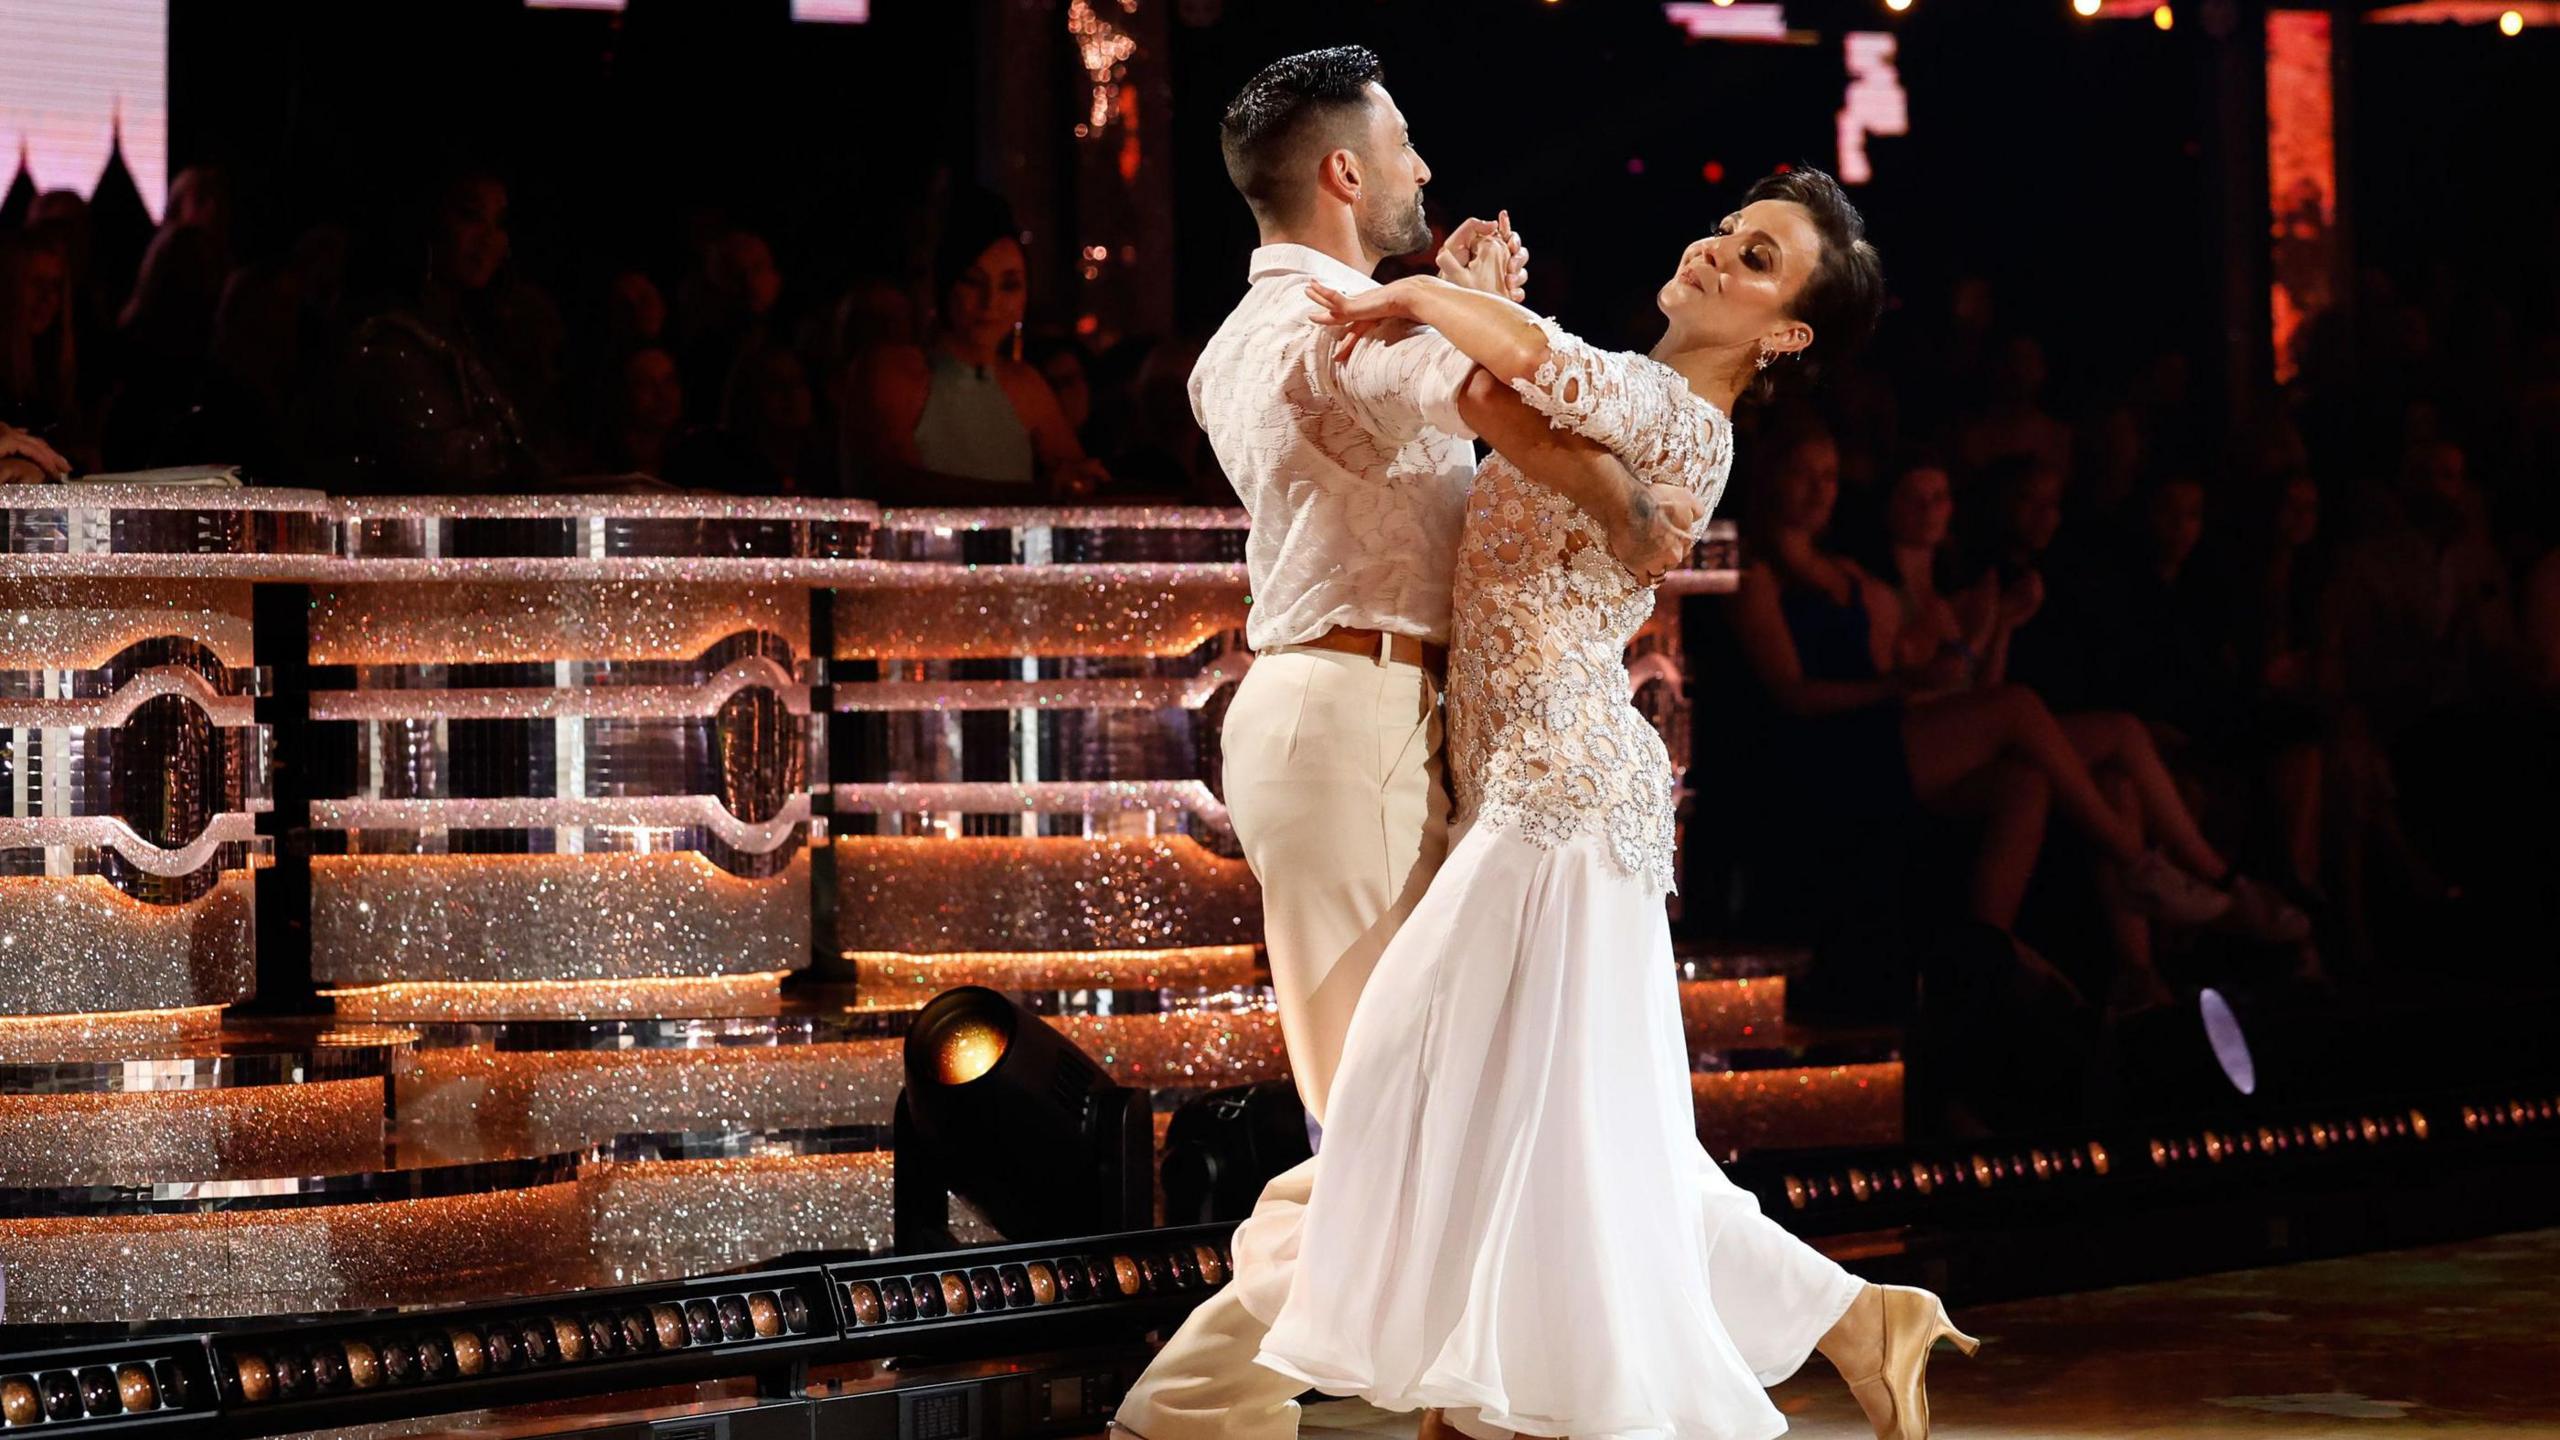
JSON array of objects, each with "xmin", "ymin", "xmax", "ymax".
[
  {"xmin": 1866, "ymin": 454, "xmax": 2309, "ymax": 1001},
  {"xmin": 591, "ymin": 344, "xmax": 691, "ymax": 479},
  {"xmin": 1731, "ymin": 429, "xmax": 2307, "ymax": 969},
  {"xmin": 848, "ymin": 201, "xmax": 1106, "ymax": 502},
  {"xmin": 329, "ymin": 171, "xmax": 547, "ymax": 493},
  {"xmin": 0, "ymin": 230, "xmax": 90, "ymax": 468}
]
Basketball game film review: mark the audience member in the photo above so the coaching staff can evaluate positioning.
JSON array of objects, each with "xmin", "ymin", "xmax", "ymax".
[
  {"xmin": 847, "ymin": 196, "xmax": 1105, "ymax": 501},
  {"xmin": 1729, "ymin": 428, "xmax": 2299, "ymax": 956},
  {"xmin": 592, "ymin": 344, "xmax": 689, "ymax": 478},
  {"xmin": 323, "ymin": 170, "xmax": 544, "ymax": 493},
  {"xmin": 101, "ymin": 223, "xmax": 234, "ymax": 468}
]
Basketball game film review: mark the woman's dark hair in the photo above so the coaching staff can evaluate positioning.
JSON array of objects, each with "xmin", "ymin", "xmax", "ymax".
[
  {"xmin": 1744, "ymin": 167, "xmax": 1885, "ymax": 399},
  {"xmin": 932, "ymin": 191, "xmax": 1022, "ymax": 314},
  {"xmin": 120, "ymin": 224, "xmax": 226, "ymax": 361},
  {"xmin": 1219, "ymin": 46, "xmax": 1385, "ymax": 223}
]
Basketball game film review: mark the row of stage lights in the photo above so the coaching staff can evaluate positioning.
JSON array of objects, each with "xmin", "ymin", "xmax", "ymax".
[
  {"xmin": 0, "ymin": 1227, "xmax": 1247, "ymax": 1438},
  {"xmin": 1760, "ymin": 1092, "xmax": 2560, "ymax": 1226},
  {"xmin": 1673, "ymin": 0, "xmax": 2533, "ymax": 31}
]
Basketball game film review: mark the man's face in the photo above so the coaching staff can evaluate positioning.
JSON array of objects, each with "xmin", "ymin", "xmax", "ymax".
[{"xmin": 1352, "ymin": 84, "xmax": 1433, "ymax": 259}]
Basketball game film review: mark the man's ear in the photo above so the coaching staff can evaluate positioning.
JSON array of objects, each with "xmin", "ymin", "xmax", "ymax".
[{"xmin": 1318, "ymin": 146, "xmax": 1363, "ymax": 205}]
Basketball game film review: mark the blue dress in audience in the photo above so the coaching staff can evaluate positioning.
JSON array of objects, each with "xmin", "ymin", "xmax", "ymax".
[{"xmin": 1767, "ymin": 578, "xmax": 1914, "ymax": 820}]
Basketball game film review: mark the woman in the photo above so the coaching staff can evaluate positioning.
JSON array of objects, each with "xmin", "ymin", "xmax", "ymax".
[
  {"xmin": 851, "ymin": 205, "xmax": 1105, "ymax": 502},
  {"xmin": 101, "ymin": 223, "xmax": 236, "ymax": 469},
  {"xmin": 1739, "ymin": 444, "xmax": 2305, "ymax": 953},
  {"xmin": 0, "ymin": 230, "xmax": 83, "ymax": 462},
  {"xmin": 1856, "ymin": 457, "xmax": 2309, "ymax": 994},
  {"xmin": 331, "ymin": 171, "xmax": 546, "ymax": 494},
  {"xmin": 1263, "ymin": 171, "xmax": 1972, "ymax": 1440},
  {"xmin": 1738, "ymin": 438, "xmax": 2054, "ymax": 933}
]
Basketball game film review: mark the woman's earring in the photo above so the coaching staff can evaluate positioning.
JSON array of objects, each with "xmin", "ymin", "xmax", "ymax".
[{"xmin": 1754, "ymin": 346, "xmax": 1776, "ymax": 372}]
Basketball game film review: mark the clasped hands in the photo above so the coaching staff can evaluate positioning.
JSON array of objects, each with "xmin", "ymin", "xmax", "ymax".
[{"xmin": 1304, "ymin": 211, "xmax": 1700, "ymax": 588}]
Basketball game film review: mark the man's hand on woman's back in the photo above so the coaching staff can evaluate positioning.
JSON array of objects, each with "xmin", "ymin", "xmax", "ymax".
[{"xmin": 1608, "ymin": 481, "xmax": 1705, "ymax": 588}]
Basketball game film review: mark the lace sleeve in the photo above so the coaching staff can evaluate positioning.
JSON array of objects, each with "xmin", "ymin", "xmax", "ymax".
[
  {"xmin": 1506, "ymin": 317, "xmax": 1671, "ymax": 458},
  {"xmin": 1506, "ymin": 316, "xmax": 1732, "ymax": 534}
]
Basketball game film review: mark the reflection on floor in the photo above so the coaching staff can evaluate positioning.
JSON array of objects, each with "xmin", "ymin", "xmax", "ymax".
[{"xmin": 1290, "ymin": 1227, "xmax": 2560, "ymax": 1437}]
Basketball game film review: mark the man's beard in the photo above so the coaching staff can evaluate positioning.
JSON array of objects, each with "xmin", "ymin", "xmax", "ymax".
[{"xmin": 1359, "ymin": 191, "xmax": 1433, "ymax": 259}]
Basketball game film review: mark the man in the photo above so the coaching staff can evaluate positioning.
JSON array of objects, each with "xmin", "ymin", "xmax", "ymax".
[{"xmin": 1112, "ymin": 46, "xmax": 1701, "ymax": 1440}]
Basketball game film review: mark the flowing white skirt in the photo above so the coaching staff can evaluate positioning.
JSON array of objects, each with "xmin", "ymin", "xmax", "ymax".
[{"xmin": 1254, "ymin": 818, "xmax": 1851, "ymax": 1440}]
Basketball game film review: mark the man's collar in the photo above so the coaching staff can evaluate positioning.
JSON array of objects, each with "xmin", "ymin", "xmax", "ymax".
[{"xmin": 1247, "ymin": 243, "xmax": 1379, "ymax": 294}]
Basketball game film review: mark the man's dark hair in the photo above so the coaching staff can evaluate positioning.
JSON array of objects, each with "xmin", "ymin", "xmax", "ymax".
[
  {"xmin": 1744, "ymin": 167, "xmax": 1886, "ymax": 379},
  {"xmin": 1219, "ymin": 46, "xmax": 1385, "ymax": 223}
]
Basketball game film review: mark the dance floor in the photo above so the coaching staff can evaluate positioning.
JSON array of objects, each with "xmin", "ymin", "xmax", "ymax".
[{"xmin": 1291, "ymin": 1227, "xmax": 2560, "ymax": 1437}]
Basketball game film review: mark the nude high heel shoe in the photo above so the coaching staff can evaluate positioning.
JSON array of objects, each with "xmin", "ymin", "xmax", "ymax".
[{"xmin": 1834, "ymin": 1284, "xmax": 1981, "ymax": 1440}]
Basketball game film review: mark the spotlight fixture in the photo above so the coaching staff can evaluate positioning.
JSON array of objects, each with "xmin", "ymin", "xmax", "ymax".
[
  {"xmin": 2089, "ymin": 986, "xmax": 2260, "ymax": 1122},
  {"xmin": 896, "ymin": 986, "xmax": 1153, "ymax": 1249},
  {"xmin": 1160, "ymin": 1079, "xmax": 1314, "ymax": 1224},
  {"xmin": 2074, "ymin": 0, "xmax": 2101, "ymax": 14},
  {"xmin": 1886, "ymin": 0, "xmax": 1912, "ymax": 10},
  {"xmin": 2501, "ymin": 9, "xmax": 2524, "ymax": 33},
  {"xmin": 2154, "ymin": 3, "xmax": 2173, "ymax": 28}
]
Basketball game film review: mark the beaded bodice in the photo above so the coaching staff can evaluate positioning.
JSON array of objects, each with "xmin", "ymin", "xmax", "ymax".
[{"xmin": 1447, "ymin": 320, "xmax": 1732, "ymax": 894}]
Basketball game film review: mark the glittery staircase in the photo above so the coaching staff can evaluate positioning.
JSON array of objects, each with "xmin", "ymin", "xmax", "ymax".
[
  {"xmin": 0, "ymin": 492, "xmax": 1802, "ymax": 1328},
  {"xmin": 1679, "ymin": 946, "xmax": 1907, "ymax": 1155},
  {"xmin": 306, "ymin": 497, "xmax": 899, "ymax": 1311}
]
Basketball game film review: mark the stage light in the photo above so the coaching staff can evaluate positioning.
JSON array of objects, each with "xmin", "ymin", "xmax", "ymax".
[
  {"xmin": 1886, "ymin": 0, "xmax": 1912, "ymax": 11},
  {"xmin": 1160, "ymin": 1079, "xmax": 1315, "ymax": 1224},
  {"xmin": 2199, "ymin": 988, "xmax": 2257, "ymax": 1095},
  {"xmin": 2154, "ymin": 4, "xmax": 2174, "ymax": 28},
  {"xmin": 2090, "ymin": 987, "xmax": 2260, "ymax": 1122},
  {"xmin": 895, "ymin": 986, "xmax": 1153, "ymax": 1248},
  {"xmin": 932, "ymin": 1014, "xmax": 1008, "ymax": 1084},
  {"xmin": 2501, "ymin": 9, "xmax": 2524, "ymax": 33},
  {"xmin": 2074, "ymin": 0, "xmax": 2101, "ymax": 14}
]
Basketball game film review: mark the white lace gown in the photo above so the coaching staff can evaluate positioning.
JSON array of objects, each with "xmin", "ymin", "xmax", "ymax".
[{"xmin": 1254, "ymin": 323, "xmax": 1861, "ymax": 1440}]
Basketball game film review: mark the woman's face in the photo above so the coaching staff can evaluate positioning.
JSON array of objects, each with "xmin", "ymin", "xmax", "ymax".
[
  {"xmin": 15, "ymin": 250, "xmax": 65, "ymax": 336},
  {"xmin": 721, "ymin": 234, "xmax": 782, "ymax": 317},
  {"xmin": 754, "ymin": 350, "xmax": 813, "ymax": 433},
  {"xmin": 2148, "ymin": 481, "xmax": 2205, "ymax": 569},
  {"xmin": 1773, "ymin": 436, "xmax": 1841, "ymax": 534},
  {"xmin": 435, "ymin": 178, "xmax": 510, "ymax": 292},
  {"xmin": 2005, "ymin": 467, "xmax": 2065, "ymax": 554},
  {"xmin": 1886, "ymin": 465, "xmax": 1954, "ymax": 551},
  {"xmin": 608, "ymin": 271, "xmax": 665, "ymax": 343},
  {"xmin": 1657, "ymin": 198, "xmax": 1822, "ymax": 357},
  {"xmin": 944, "ymin": 237, "xmax": 1028, "ymax": 345},
  {"xmin": 622, "ymin": 348, "xmax": 683, "ymax": 435},
  {"xmin": 2274, "ymin": 476, "xmax": 2319, "ymax": 549}
]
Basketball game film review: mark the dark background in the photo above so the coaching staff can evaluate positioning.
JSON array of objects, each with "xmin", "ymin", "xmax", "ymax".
[{"xmin": 164, "ymin": 0, "xmax": 2560, "ymax": 427}]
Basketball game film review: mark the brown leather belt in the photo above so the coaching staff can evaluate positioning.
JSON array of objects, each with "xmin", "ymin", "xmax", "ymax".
[{"xmin": 1289, "ymin": 626, "xmax": 1448, "ymax": 673}]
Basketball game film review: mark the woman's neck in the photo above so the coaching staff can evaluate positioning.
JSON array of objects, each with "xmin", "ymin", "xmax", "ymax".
[
  {"xmin": 933, "ymin": 327, "xmax": 1003, "ymax": 370},
  {"xmin": 1653, "ymin": 333, "xmax": 1752, "ymax": 415},
  {"xmin": 1890, "ymin": 541, "xmax": 1938, "ymax": 593},
  {"xmin": 1769, "ymin": 528, "xmax": 1828, "ymax": 572},
  {"xmin": 417, "ymin": 277, "xmax": 467, "ymax": 333}
]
